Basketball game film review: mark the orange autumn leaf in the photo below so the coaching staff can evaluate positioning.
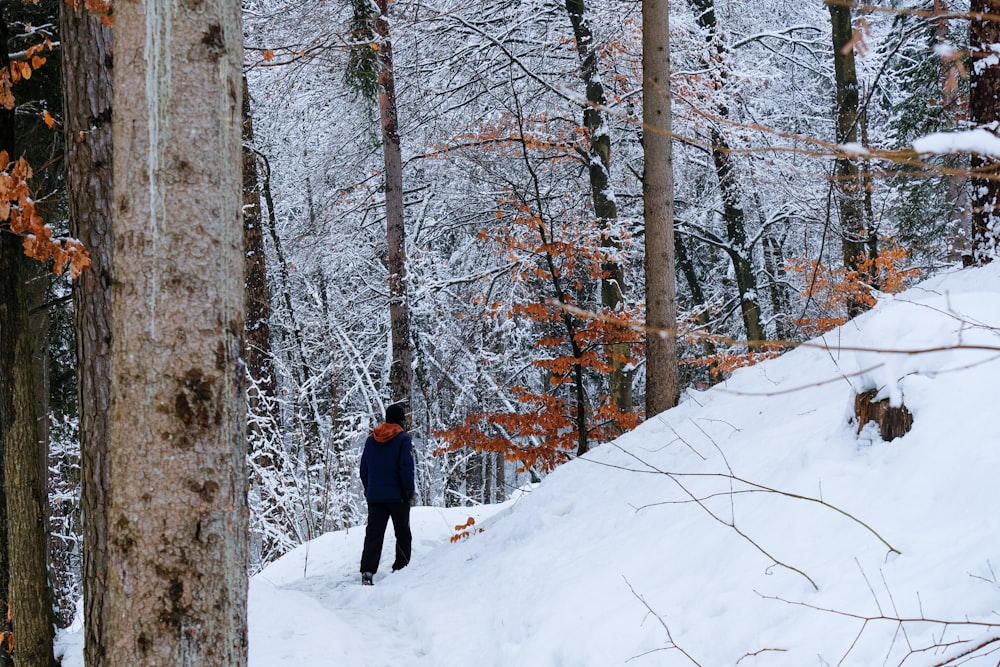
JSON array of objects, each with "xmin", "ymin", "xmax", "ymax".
[
  {"xmin": 42, "ymin": 110, "xmax": 55, "ymax": 129},
  {"xmin": 0, "ymin": 150, "xmax": 90, "ymax": 278},
  {"xmin": 31, "ymin": 55, "xmax": 46, "ymax": 70},
  {"xmin": 263, "ymin": 49, "xmax": 275, "ymax": 62}
]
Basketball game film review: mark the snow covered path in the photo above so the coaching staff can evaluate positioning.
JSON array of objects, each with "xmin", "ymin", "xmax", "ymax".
[{"xmin": 249, "ymin": 504, "xmax": 511, "ymax": 667}]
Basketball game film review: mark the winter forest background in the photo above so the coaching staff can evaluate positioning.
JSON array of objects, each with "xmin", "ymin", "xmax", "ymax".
[{"xmin": 0, "ymin": 0, "xmax": 997, "ymax": 662}]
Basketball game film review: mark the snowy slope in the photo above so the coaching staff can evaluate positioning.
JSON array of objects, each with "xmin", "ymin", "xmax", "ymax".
[{"xmin": 57, "ymin": 263, "xmax": 1000, "ymax": 666}]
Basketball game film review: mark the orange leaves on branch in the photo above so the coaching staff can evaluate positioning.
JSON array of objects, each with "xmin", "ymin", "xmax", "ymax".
[
  {"xmin": 1, "ymin": 39, "xmax": 57, "ymax": 109},
  {"xmin": 0, "ymin": 151, "xmax": 90, "ymax": 278},
  {"xmin": 684, "ymin": 345, "xmax": 785, "ymax": 380},
  {"xmin": 787, "ymin": 240, "xmax": 919, "ymax": 338},
  {"xmin": 449, "ymin": 517, "xmax": 482, "ymax": 543},
  {"xmin": 0, "ymin": 71, "xmax": 14, "ymax": 110}
]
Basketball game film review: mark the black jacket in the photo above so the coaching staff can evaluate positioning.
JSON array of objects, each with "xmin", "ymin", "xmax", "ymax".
[{"xmin": 359, "ymin": 423, "xmax": 416, "ymax": 503}]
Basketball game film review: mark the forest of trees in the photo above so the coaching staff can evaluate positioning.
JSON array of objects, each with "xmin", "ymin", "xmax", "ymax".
[{"xmin": 0, "ymin": 0, "xmax": 996, "ymax": 663}]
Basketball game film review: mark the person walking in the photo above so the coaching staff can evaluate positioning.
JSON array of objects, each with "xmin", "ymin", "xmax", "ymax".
[{"xmin": 359, "ymin": 403, "xmax": 416, "ymax": 585}]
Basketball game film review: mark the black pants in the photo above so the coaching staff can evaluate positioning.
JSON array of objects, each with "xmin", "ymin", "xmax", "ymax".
[{"xmin": 360, "ymin": 501, "xmax": 411, "ymax": 574}]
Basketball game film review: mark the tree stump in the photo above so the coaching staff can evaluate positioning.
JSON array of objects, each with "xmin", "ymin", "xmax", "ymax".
[{"xmin": 854, "ymin": 389, "xmax": 913, "ymax": 442}]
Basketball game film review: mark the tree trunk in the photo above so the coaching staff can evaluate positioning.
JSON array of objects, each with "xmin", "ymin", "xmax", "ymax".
[
  {"xmin": 445, "ymin": 452, "xmax": 463, "ymax": 508},
  {"xmin": 374, "ymin": 0, "xmax": 413, "ymax": 409},
  {"xmin": 0, "ymin": 244, "xmax": 57, "ymax": 667},
  {"xmin": 494, "ymin": 452, "xmax": 505, "ymax": 502},
  {"xmin": 710, "ymin": 128, "xmax": 764, "ymax": 347},
  {"xmin": 0, "ymin": 6, "xmax": 57, "ymax": 662},
  {"xmin": 686, "ymin": 0, "xmax": 764, "ymax": 349},
  {"xmin": 564, "ymin": 0, "xmax": 633, "ymax": 415},
  {"xmin": 643, "ymin": 0, "xmax": 680, "ymax": 416},
  {"xmin": 61, "ymin": 1, "xmax": 114, "ymax": 663},
  {"xmin": 675, "ymin": 233, "xmax": 716, "ymax": 358},
  {"xmin": 0, "ymin": 13, "xmax": 14, "ymax": 666},
  {"xmin": 242, "ymin": 75, "xmax": 276, "ymax": 406},
  {"xmin": 935, "ymin": 0, "xmax": 970, "ymax": 258},
  {"xmin": 107, "ymin": 1, "xmax": 248, "ymax": 664},
  {"xmin": 464, "ymin": 451, "xmax": 483, "ymax": 505},
  {"xmin": 762, "ymin": 232, "xmax": 792, "ymax": 341},
  {"xmin": 829, "ymin": 2, "xmax": 871, "ymax": 314},
  {"xmin": 969, "ymin": 0, "xmax": 1000, "ymax": 263}
]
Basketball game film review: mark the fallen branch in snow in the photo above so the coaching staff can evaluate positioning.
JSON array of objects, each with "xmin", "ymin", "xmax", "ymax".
[
  {"xmin": 734, "ymin": 647, "xmax": 788, "ymax": 664},
  {"xmin": 622, "ymin": 576, "xmax": 703, "ymax": 666},
  {"xmin": 756, "ymin": 591, "xmax": 1000, "ymax": 666}
]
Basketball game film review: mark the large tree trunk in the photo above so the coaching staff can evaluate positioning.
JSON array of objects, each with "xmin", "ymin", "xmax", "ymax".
[
  {"xmin": 107, "ymin": 1, "xmax": 248, "ymax": 664},
  {"xmin": 969, "ymin": 0, "xmax": 1000, "ymax": 263},
  {"xmin": 61, "ymin": 1, "xmax": 113, "ymax": 664},
  {"xmin": 643, "ymin": 0, "xmax": 680, "ymax": 417},
  {"xmin": 829, "ymin": 2, "xmax": 872, "ymax": 314},
  {"xmin": 0, "ymin": 12, "xmax": 15, "ymax": 665},
  {"xmin": 3, "ymin": 258, "xmax": 57, "ymax": 667},
  {"xmin": 374, "ymin": 0, "xmax": 413, "ymax": 410},
  {"xmin": 564, "ymin": 0, "xmax": 634, "ymax": 415},
  {"xmin": 0, "ymin": 6, "xmax": 57, "ymax": 662},
  {"xmin": 0, "ymin": 242, "xmax": 57, "ymax": 667}
]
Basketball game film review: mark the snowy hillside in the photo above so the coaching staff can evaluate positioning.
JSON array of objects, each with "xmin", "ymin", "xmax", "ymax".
[{"xmin": 58, "ymin": 263, "xmax": 1000, "ymax": 665}]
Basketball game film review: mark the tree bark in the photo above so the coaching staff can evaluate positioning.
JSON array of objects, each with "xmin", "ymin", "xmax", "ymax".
[
  {"xmin": 643, "ymin": 0, "xmax": 680, "ymax": 417},
  {"xmin": 107, "ymin": 1, "xmax": 248, "ymax": 664},
  {"xmin": 564, "ymin": 0, "xmax": 634, "ymax": 415},
  {"xmin": 0, "ymin": 243, "xmax": 57, "ymax": 667},
  {"xmin": 829, "ymin": 2, "xmax": 871, "ymax": 314},
  {"xmin": 242, "ymin": 75, "xmax": 276, "ymax": 406},
  {"xmin": 0, "ymin": 6, "xmax": 57, "ymax": 662},
  {"xmin": 60, "ymin": 1, "xmax": 113, "ymax": 663},
  {"xmin": 710, "ymin": 128, "xmax": 764, "ymax": 347},
  {"xmin": 0, "ymin": 11, "xmax": 15, "ymax": 665},
  {"xmin": 969, "ymin": 0, "xmax": 1000, "ymax": 263},
  {"xmin": 374, "ymin": 0, "xmax": 413, "ymax": 410}
]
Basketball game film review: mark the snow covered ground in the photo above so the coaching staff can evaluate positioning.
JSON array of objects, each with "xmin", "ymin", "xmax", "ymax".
[{"xmin": 57, "ymin": 263, "xmax": 1000, "ymax": 665}]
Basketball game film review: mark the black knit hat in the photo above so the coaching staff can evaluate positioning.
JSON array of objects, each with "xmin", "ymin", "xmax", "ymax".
[{"xmin": 385, "ymin": 403, "xmax": 406, "ymax": 426}]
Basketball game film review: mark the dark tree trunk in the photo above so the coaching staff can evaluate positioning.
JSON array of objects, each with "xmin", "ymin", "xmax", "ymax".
[
  {"xmin": 762, "ymin": 232, "xmax": 793, "ymax": 341},
  {"xmin": 687, "ymin": 0, "xmax": 764, "ymax": 349},
  {"xmin": 564, "ymin": 0, "xmax": 633, "ymax": 416},
  {"xmin": 61, "ymin": 0, "xmax": 114, "ymax": 663},
  {"xmin": 374, "ymin": 0, "xmax": 413, "ymax": 410},
  {"xmin": 242, "ymin": 75, "xmax": 276, "ymax": 405},
  {"xmin": 710, "ymin": 129, "xmax": 764, "ymax": 347},
  {"xmin": 0, "ymin": 12, "xmax": 14, "ymax": 664},
  {"xmin": 829, "ymin": 2, "xmax": 872, "ymax": 314},
  {"xmin": 969, "ymin": 0, "xmax": 1000, "ymax": 263},
  {"xmin": 0, "ymin": 6, "xmax": 57, "ymax": 662},
  {"xmin": 2, "ymin": 255, "xmax": 57, "ymax": 667},
  {"xmin": 675, "ymin": 233, "xmax": 715, "ymax": 358}
]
